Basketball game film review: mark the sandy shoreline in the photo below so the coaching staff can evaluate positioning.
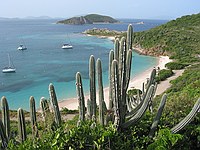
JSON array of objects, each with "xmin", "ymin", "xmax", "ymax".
[
  {"xmin": 58, "ymin": 55, "xmax": 173, "ymax": 110},
  {"xmin": 57, "ymin": 35, "xmax": 184, "ymax": 111}
]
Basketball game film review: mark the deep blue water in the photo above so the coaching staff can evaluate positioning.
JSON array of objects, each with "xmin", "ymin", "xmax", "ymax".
[{"xmin": 0, "ymin": 19, "xmax": 168, "ymax": 110}]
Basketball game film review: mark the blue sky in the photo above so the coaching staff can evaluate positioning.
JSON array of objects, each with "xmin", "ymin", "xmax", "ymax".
[{"xmin": 1, "ymin": 0, "xmax": 200, "ymax": 19}]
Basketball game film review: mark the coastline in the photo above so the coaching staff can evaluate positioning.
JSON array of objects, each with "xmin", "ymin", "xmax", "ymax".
[{"xmin": 57, "ymin": 35, "xmax": 177, "ymax": 110}]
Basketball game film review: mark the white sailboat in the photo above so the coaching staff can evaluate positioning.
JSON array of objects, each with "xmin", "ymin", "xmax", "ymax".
[
  {"xmin": 62, "ymin": 34, "xmax": 73, "ymax": 49},
  {"xmin": 18, "ymin": 44, "xmax": 27, "ymax": 50},
  {"xmin": 18, "ymin": 39, "xmax": 27, "ymax": 50},
  {"xmin": 62, "ymin": 43, "xmax": 73, "ymax": 49},
  {"xmin": 2, "ymin": 54, "xmax": 16, "ymax": 73}
]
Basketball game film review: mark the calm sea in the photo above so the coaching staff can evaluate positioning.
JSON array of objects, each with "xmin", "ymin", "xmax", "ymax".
[{"xmin": 0, "ymin": 18, "xmax": 167, "ymax": 110}]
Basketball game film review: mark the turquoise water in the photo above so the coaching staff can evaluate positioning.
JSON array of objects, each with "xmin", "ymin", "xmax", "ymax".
[{"xmin": 0, "ymin": 19, "xmax": 166, "ymax": 110}]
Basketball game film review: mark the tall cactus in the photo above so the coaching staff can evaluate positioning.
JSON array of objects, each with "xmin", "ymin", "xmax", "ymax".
[
  {"xmin": 30, "ymin": 96, "xmax": 38, "ymax": 137},
  {"xmin": 171, "ymin": 98, "xmax": 200, "ymax": 133},
  {"xmin": 76, "ymin": 72, "xmax": 85, "ymax": 124},
  {"xmin": 18, "ymin": 108, "xmax": 26, "ymax": 142},
  {"xmin": 49, "ymin": 83, "xmax": 61, "ymax": 126},
  {"xmin": 1, "ymin": 96, "xmax": 10, "ymax": 140},
  {"xmin": 97, "ymin": 58, "xmax": 104, "ymax": 126},
  {"xmin": 108, "ymin": 50, "xmax": 114, "ymax": 110},
  {"xmin": 89, "ymin": 55, "xmax": 96, "ymax": 121},
  {"xmin": 149, "ymin": 94, "xmax": 167, "ymax": 137}
]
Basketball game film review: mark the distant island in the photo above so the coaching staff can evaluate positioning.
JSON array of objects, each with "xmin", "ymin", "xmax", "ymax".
[{"xmin": 57, "ymin": 14, "xmax": 119, "ymax": 25}]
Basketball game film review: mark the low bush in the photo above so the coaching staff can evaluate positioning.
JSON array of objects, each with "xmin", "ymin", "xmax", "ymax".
[
  {"xmin": 165, "ymin": 62, "xmax": 189, "ymax": 70},
  {"xmin": 156, "ymin": 69, "xmax": 174, "ymax": 82}
]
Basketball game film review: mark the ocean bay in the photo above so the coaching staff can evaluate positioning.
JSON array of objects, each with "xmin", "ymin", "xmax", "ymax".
[{"xmin": 0, "ymin": 19, "xmax": 166, "ymax": 110}]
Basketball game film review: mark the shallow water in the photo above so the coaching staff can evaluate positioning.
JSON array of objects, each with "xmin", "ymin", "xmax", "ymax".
[{"xmin": 0, "ymin": 19, "xmax": 167, "ymax": 110}]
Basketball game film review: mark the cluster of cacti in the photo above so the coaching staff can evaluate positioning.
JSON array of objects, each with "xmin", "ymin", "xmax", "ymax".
[{"xmin": 0, "ymin": 24, "xmax": 199, "ymax": 149}]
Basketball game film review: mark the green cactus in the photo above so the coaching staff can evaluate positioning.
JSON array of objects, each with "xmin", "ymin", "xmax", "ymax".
[
  {"xmin": 30, "ymin": 96, "xmax": 38, "ymax": 137},
  {"xmin": 97, "ymin": 58, "xmax": 104, "ymax": 126},
  {"xmin": 86, "ymin": 99, "xmax": 92, "ymax": 120},
  {"xmin": 171, "ymin": 98, "xmax": 200, "ymax": 133},
  {"xmin": 114, "ymin": 38, "xmax": 119, "ymax": 61},
  {"xmin": 149, "ymin": 94, "xmax": 167, "ymax": 138},
  {"xmin": 127, "ymin": 24, "xmax": 133, "ymax": 50},
  {"xmin": 17, "ymin": 108, "xmax": 26, "ymax": 142},
  {"xmin": 89, "ymin": 55, "xmax": 96, "ymax": 121},
  {"xmin": 0, "ymin": 119, "xmax": 8, "ymax": 149},
  {"xmin": 122, "ymin": 85, "xmax": 155, "ymax": 129},
  {"xmin": 1, "ymin": 96, "xmax": 10, "ymax": 140},
  {"xmin": 76, "ymin": 72, "xmax": 85, "ymax": 124},
  {"xmin": 49, "ymin": 83, "xmax": 61, "ymax": 126},
  {"xmin": 108, "ymin": 50, "xmax": 114, "ymax": 110},
  {"xmin": 40, "ymin": 97, "xmax": 50, "ymax": 122},
  {"xmin": 111, "ymin": 60, "xmax": 121, "ymax": 129}
]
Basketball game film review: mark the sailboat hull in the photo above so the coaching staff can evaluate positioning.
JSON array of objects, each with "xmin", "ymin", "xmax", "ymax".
[{"xmin": 2, "ymin": 68, "xmax": 16, "ymax": 73}]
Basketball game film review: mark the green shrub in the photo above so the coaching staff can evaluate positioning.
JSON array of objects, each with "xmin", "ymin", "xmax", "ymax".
[
  {"xmin": 165, "ymin": 62, "xmax": 189, "ymax": 70},
  {"xmin": 156, "ymin": 69, "xmax": 174, "ymax": 82}
]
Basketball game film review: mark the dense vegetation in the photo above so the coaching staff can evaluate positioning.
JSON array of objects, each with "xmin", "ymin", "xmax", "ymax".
[
  {"xmin": 133, "ymin": 13, "xmax": 200, "ymax": 63},
  {"xmin": 57, "ymin": 14, "xmax": 119, "ymax": 25}
]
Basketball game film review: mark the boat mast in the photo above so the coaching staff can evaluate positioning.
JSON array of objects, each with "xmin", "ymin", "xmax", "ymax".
[{"xmin": 8, "ymin": 54, "xmax": 11, "ymax": 68}]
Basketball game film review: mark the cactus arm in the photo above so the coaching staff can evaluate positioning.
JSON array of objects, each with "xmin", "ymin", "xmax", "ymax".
[
  {"xmin": 149, "ymin": 94, "xmax": 167, "ymax": 138},
  {"xmin": 114, "ymin": 38, "xmax": 119, "ymax": 61},
  {"xmin": 122, "ymin": 85, "xmax": 154, "ymax": 129},
  {"xmin": 86, "ymin": 99, "xmax": 92, "ymax": 120},
  {"xmin": 97, "ymin": 58, "xmax": 105, "ymax": 126},
  {"xmin": 89, "ymin": 55, "xmax": 96, "ymax": 121},
  {"xmin": 127, "ymin": 24, "xmax": 133, "ymax": 50},
  {"xmin": 1, "ymin": 96, "xmax": 10, "ymax": 140},
  {"xmin": 49, "ymin": 83, "xmax": 62, "ymax": 126},
  {"xmin": 111, "ymin": 60, "xmax": 121, "ymax": 129},
  {"xmin": 108, "ymin": 50, "xmax": 114, "ymax": 110},
  {"xmin": 76, "ymin": 72, "xmax": 86, "ymax": 124},
  {"xmin": 171, "ymin": 98, "xmax": 200, "ymax": 133},
  {"xmin": 18, "ymin": 108, "xmax": 26, "ymax": 142},
  {"xmin": 30, "ymin": 96, "xmax": 38, "ymax": 137},
  {"xmin": 0, "ymin": 119, "xmax": 8, "ymax": 149}
]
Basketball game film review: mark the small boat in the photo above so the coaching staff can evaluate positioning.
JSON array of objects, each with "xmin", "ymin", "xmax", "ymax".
[
  {"xmin": 2, "ymin": 54, "xmax": 16, "ymax": 73},
  {"xmin": 62, "ymin": 43, "xmax": 73, "ymax": 49},
  {"xmin": 18, "ymin": 44, "xmax": 27, "ymax": 50}
]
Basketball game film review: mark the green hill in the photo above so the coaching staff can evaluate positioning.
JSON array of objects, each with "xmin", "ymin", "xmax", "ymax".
[
  {"xmin": 57, "ymin": 14, "xmax": 119, "ymax": 25},
  {"xmin": 133, "ymin": 13, "xmax": 200, "ymax": 63}
]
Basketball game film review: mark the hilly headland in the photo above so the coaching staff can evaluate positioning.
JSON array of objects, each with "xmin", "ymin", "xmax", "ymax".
[{"xmin": 57, "ymin": 14, "xmax": 119, "ymax": 25}]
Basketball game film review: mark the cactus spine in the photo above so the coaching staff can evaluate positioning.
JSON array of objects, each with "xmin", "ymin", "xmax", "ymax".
[
  {"xmin": 149, "ymin": 94, "xmax": 167, "ymax": 137},
  {"xmin": 49, "ymin": 83, "xmax": 61, "ymax": 126},
  {"xmin": 89, "ymin": 55, "xmax": 96, "ymax": 121},
  {"xmin": 30, "ymin": 96, "xmax": 38, "ymax": 137},
  {"xmin": 97, "ymin": 58, "xmax": 104, "ymax": 126},
  {"xmin": 76, "ymin": 72, "xmax": 85, "ymax": 124},
  {"xmin": 1, "ymin": 96, "xmax": 10, "ymax": 140},
  {"xmin": 18, "ymin": 108, "xmax": 26, "ymax": 142},
  {"xmin": 171, "ymin": 98, "xmax": 200, "ymax": 133}
]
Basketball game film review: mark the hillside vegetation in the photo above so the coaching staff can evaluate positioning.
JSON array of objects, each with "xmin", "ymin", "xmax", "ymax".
[
  {"xmin": 57, "ymin": 14, "xmax": 119, "ymax": 25},
  {"xmin": 133, "ymin": 13, "xmax": 200, "ymax": 63}
]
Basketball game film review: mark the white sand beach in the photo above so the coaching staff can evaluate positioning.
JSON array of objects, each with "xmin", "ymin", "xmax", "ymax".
[{"xmin": 58, "ymin": 55, "xmax": 180, "ymax": 110}]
